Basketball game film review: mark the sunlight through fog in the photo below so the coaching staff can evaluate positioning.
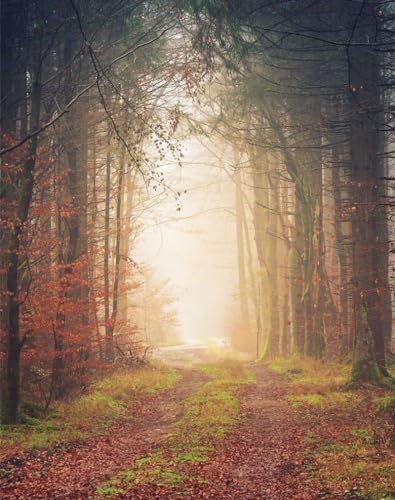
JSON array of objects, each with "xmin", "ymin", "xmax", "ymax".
[{"xmin": 136, "ymin": 138, "xmax": 238, "ymax": 344}]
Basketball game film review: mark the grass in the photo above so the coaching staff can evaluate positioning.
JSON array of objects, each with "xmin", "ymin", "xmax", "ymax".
[
  {"xmin": 95, "ymin": 360, "xmax": 255, "ymax": 497},
  {"xmin": 0, "ymin": 363, "xmax": 179, "ymax": 453},
  {"xmin": 96, "ymin": 452, "xmax": 185, "ymax": 496},
  {"xmin": 287, "ymin": 391, "xmax": 361, "ymax": 409},
  {"xmin": 373, "ymin": 395, "xmax": 395, "ymax": 412},
  {"xmin": 268, "ymin": 357, "xmax": 395, "ymax": 499},
  {"xmin": 269, "ymin": 357, "xmax": 350, "ymax": 392}
]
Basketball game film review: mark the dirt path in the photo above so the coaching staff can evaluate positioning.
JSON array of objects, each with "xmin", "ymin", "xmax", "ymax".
[
  {"xmin": 127, "ymin": 363, "xmax": 313, "ymax": 500},
  {"xmin": 0, "ymin": 369, "xmax": 208, "ymax": 499},
  {"xmin": 182, "ymin": 364, "xmax": 314, "ymax": 499},
  {"xmin": 1, "ymin": 365, "xmax": 314, "ymax": 499}
]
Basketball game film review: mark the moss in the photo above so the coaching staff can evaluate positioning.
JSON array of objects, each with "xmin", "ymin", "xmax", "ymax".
[
  {"xmin": 301, "ymin": 431, "xmax": 395, "ymax": 498},
  {"xmin": 351, "ymin": 462, "xmax": 368, "ymax": 475},
  {"xmin": 100, "ymin": 452, "xmax": 185, "ymax": 489},
  {"xmin": 288, "ymin": 394, "xmax": 324, "ymax": 407},
  {"xmin": 288, "ymin": 391, "xmax": 357, "ymax": 409},
  {"xmin": 351, "ymin": 358, "xmax": 383, "ymax": 385},
  {"xmin": 199, "ymin": 359, "xmax": 255, "ymax": 385},
  {"xmin": 96, "ymin": 485, "xmax": 125, "ymax": 497},
  {"xmin": 268, "ymin": 357, "xmax": 302, "ymax": 376},
  {"xmin": 174, "ymin": 449, "xmax": 208, "ymax": 463},
  {"xmin": 303, "ymin": 431, "xmax": 319, "ymax": 445}
]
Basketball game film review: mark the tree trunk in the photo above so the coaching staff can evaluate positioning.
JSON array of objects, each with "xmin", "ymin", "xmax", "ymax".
[
  {"xmin": 235, "ymin": 163, "xmax": 250, "ymax": 329},
  {"xmin": 104, "ymin": 146, "xmax": 113, "ymax": 362},
  {"xmin": 2, "ymin": 16, "xmax": 42, "ymax": 423},
  {"xmin": 331, "ymin": 144, "xmax": 353, "ymax": 355},
  {"xmin": 289, "ymin": 192, "xmax": 305, "ymax": 355},
  {"xmin": 348, "ymin": 0, "xmax": 388, "ymax": 381},
  {"xmin": 109, "ymin": 127, "xmax": 127, "ymax": 349},
  {"xmin": 266, "ymin": 170, "xmax": 280, "ymax": 357},
  {"xmin": 250, "ymin": 147, "xmax": 270, "ymax": 356}
]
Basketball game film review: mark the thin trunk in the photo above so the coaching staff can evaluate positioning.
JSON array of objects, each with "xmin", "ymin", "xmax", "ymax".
[
  {"xmin": 310, "ymin": 153, "xmax": 326, "ymax": 358},
  {"xmin": 290, "ymin": 191, "xmax": 305, "ymax": 355},
  {"xmin": 266, "ymin": 171, "xmax": 280, "ymax": 356},
  {"xmin": 332, "ymin": 149, "xmax": 352, "ymax": 354},
  {"xmin": 119, "ymin": 167, "xmax": 138, "ymax": 323},
  {"xmin": 109, "ymin": 136, "xmax": 127, "ymax": 344},
  {"xmin": 235, "ymin": 164, "xmax": 250, "ymax": 328},
  {"xmin": 240, "ymin": 173, "xmax": 259, "ymax": 346},
  {"xmin": 250, "ymin": 147, "xmax": 270, "ymax": 356},
  {"xmin": 104, "ymin": 146, "xmax": 113, "ymax": 362},
  {"xmin": 89, "ymin": 130, "xmax": 103, "ymax": 361},
  {"xmin": 279, "ymin": 178, "xmax": 291, "ymax": 356}
]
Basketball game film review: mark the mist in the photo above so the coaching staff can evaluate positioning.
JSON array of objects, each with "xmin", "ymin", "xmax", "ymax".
[{"xmin": 136, "ymin": 137, "xmax": 238, "ymax": 345}]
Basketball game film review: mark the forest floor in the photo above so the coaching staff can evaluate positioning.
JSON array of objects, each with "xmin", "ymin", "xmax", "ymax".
[{"xmin": 0, "ymin": 360, "xmax": 394, "ymax": 499}]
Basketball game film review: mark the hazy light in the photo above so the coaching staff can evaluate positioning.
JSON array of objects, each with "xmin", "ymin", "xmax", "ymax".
[{"xmin": 136, "ymin": 137, "xmax": 238, "ymax": 345}]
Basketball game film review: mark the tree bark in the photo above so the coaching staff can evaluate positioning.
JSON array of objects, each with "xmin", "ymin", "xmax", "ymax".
[
  {"xmin": 235, "ymin": 161, "xmax": 250, "ymax": 329},
  {"xmin": 104, "ymin": 145, "xmax": 113, "ymax": 362},
  {"xmin": 2, "ymin": 14, "xmax": 42, "ymax": 422},
  {"xmin": 348, "ymin": 0, "xmax": 388, "ymax": 381}
]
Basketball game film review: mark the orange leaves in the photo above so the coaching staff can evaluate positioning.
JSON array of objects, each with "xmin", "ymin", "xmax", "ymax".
[
  {"xmin": 58, "ymin": 208, "xmax": 74, "ymax": 218},
  {"xmin": 375, "ymin": 287, "xmax": 384, "ymax": 297}
]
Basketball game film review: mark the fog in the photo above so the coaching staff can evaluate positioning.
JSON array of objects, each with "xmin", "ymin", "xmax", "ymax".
[{"xmin": 136, "ymin": 138, "xmax": 238, "ymax": 345}]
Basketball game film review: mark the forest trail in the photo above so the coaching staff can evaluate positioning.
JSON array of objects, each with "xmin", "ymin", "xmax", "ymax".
[
  {"xmin": 0, "ymin": 369, "xmax": 207, "ymax": 499},
  {"xmin": 181, "ymin": 364, "xmax": 312, "ymax": 500},
  {"xmin": 0, "ymin": 365, "xmax": 312, "ymax": 499}
]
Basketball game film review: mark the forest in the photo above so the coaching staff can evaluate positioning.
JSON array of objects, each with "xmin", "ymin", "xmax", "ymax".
[{"xmin": 1, "ymin": 0, "xmax": 395, "ymax": 498}]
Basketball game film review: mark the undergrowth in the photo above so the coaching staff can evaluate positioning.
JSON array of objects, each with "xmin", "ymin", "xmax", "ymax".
[
  {"xmin": 269, "ymin": 357, "xmax": 395, "ymax": 499},
  {"xmin": 96, "ymin": 360, "xmax": 255, "ymax": 497},
  {"xmin": 0, "ymin": 363, "xmax": 179, "ymax": 453}
]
